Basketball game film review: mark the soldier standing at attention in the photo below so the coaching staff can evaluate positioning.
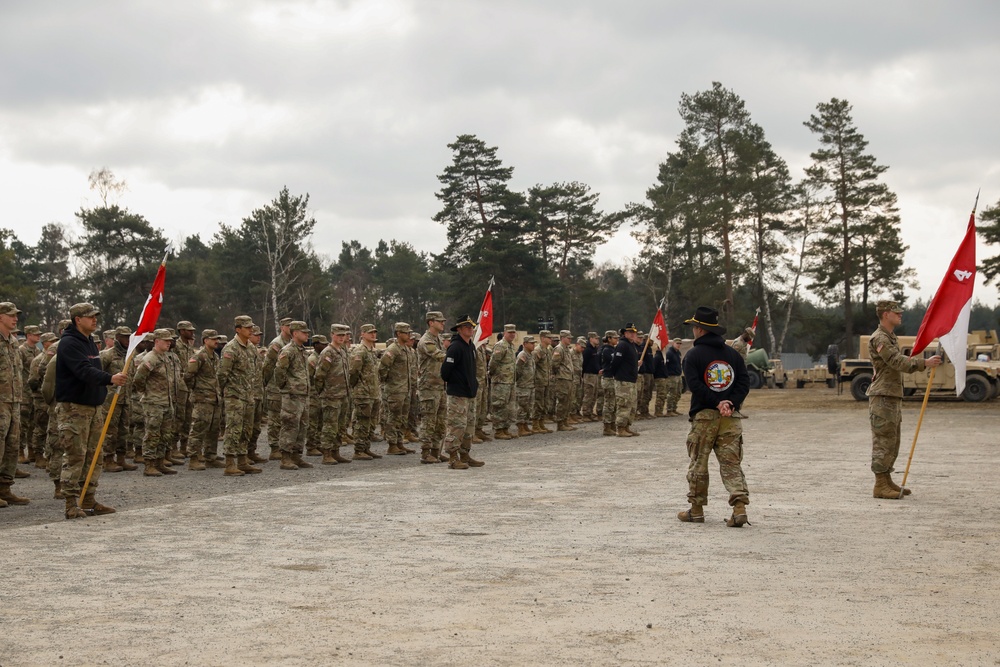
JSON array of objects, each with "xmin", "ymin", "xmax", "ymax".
[
  {"xmin": 245, "ymin": 325, "xmax": 268, "ymax": 465},
  {"xmin": 416, "ymin": 312, "xmax": 447, "ymax": 464},
  {"xmin": 867, "ymin": 300, "xmax": 941, "ymax": 499},
  {"xmin": 99, "ymin": 326, "xmax": 137, "ymax": 473},
  {"xmin": 610, "ymin": 324, "xmax": 640, "ymax": 437},
  {"xmin": 514, "ymin": 335, "xmax": 536, "ymax": 437},
  {"xmin": 0, "ymin": 303, "xmax": 29, "ymax": 508},
  {"xmin": 184, "ymin": 329, "xmax": 224, "ymax": 471},
  {"xmin": 174, "ymin": 321, "xmax": 197, "ymax": 458},
  {"xmin": 664, "ymin": 338, "xmax": 683, "ymax": 417},
  {"xmin": 313, "ymin": 324, "xmax": 353, "ymax": 465},
  {"xmin": 731, "ymin": 327, "xmax": 754, "ymax": 360},
  {"xmin": 54, "ymin": 303, "xmax": 128, "ymax": 518},
  {"xmin": 263, "ymin": 317, "xmax": 293, "ymax": 460},
  {"xmin": 550, "ymin": 330, "xmax": 576, "ymax": 431},
  {"xmin": 349, "ymin": 324, "xmax": 382, "ymax": 460},
  {"xmin": 379, "ymin": 322, "xmax": 416, "ymax": 456},
  {"xmin": 473, "ymin": 342, "xmax": 491, "ymax": 443},
  {"xmin": 489, "ymin": 324, "xmax": 518, "ymax": 439},
  {"xmin": 599, "ymin": 330, "xmax": 619, "ymax": 436},
  {"xmin": 16, "ymin": 324, "xmax": 41, "ymax": 468},
  {"xmin": 28, "ymin": 332, "xmax": 57, "ymax": 471},
  {"xmin": 306, "ymin": 334, "xmax": 328, "ymax": 456},
  {"xmin": 273, "ymin": 321, "xmax": 313, "ymax": 470},
  {"xmin": 441, "ymin": 315, "xmax": 482, "ymax": 469},
  {"xmin": 531, "ymin": 331, "xmax": 553, "ymax": 433},
  {"xmin": 581, "ymin": 332, "xmax": 601, "ymax": 421},
  {"xmin": 677, "ymin": 306, "xmax": 752, "ymax": 527},
  {"xmin": 216, "ymin": 316, "xmax": 262, "ymax": 476},
  {"xmin": 571, "ymin": 337, "xmax": 586, "ymax": 422},
  {"xmin": 133, "ymin": 329, "xmax": 180, "ymax": 478}
]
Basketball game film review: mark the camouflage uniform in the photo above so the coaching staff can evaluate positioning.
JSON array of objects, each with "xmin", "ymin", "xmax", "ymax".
[
  {"xmin": 184, "ymin": 335, "xmax": 222, "ymax": 464},
  {"xmin": 306, "ymin": 340, "xmax": 325, "ymax": 452},
  {"xmin": 685, "ymin": 411, "xmax": 748, "ymax": 506},
  {"xmin": 550, "ymin": 334, "xmax": 575, "ymax": 424},
  {"xmin": 514, "ymin": 342, "xmax": 535, "ymax": 426},
  {"xmin": 164, "ymin": 345, "xmax": 184, "ymax": 454},
  {"xmin": 98, "ymin": 338, "xmax": 131, "ymax": 462},
  {"xmin": 731, "ymin": 337, "xmax": 750, "ymax": 361},
  {"xmin": 28, "ymin": 338, "xmax": 55, "ymax": 461},
  {"xmin": 314, "ymin": 330, "xmax": 351, "ymax": 454},
  {"xmin": 532, "ymin": 333, "xmax": 553, "ymax": 429},
  {"xmin": 273, "ymin": 331, "xmax": 311, "ymax": 457},
  {"xmin": 416, "ymin": 323, "xmax": 447, "ymax": 456},
  {"xmin": 348, "ymin": 329, "xmax": 381, "ymax": 455},
  {"xmin": 217, "ymin": 329, "xmax": 257, "ymax": 457},
  {"xmin": 17, "ymin": 332, "xmax": 39, "ymax": 462},
  {"xmin": 247, "ymin": 337, "xmax": 266, "ymax": 461},
  {"xmin": 867, "ymin": 323, "xmax": 925, "ymax": 474},
  {"xmin": 0, "ymin": 327, "xmax": 22, "ymax": 490},
  {"xmin": 474, "ymin": 345, "xmax": 489, "ymax": 434},
  {"xmin": 378, "ymin": 326, "xmax": 415, "ymax": 451},
  {"xmin": 132, "ymin": 347, "xmax": 177, "ymax": 462},
  {"xmin": 488, "ymin": 329, "xmax": 517, "ymax": 433},
  {"xmin": 174, "ymin": 323, "xmax": 197, "ymax": 454},
  {"xmin": 262, "ymin": 326, "xmax": 292, "ymax": 454},
  {"xmin": 41, "ymin": 348, "xmax": 63, "ymax": 482}
]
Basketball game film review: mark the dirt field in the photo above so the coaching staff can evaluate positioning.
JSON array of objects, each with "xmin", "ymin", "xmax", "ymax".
[{"xmin": 3, "ymin": 388, "xmax": 999, "ymax": 666}]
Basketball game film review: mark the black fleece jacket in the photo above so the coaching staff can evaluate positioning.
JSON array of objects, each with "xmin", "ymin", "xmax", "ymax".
[
  {"xmin": 56, "ymin": 324, "xmax": 112, "ymax": 406},
  {"xmin": 682, "ymin": 332, "xmax": 749, "ymax": 419}
]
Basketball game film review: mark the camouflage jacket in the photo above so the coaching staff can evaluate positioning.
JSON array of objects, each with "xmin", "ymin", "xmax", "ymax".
[
  {"xmin": 551, "ymin": 342, "xmax": 575, "ymax": 381},
  {"xmin": 132, "ymin": 349, "xmax": 176, "ymax": 408},
  {"xmin": 18, "ymin": 342, "xmax": 37, "ymax": 389},
  {"xmin": 489, "ymin": 339, "xmax": 516, "ymax": 384},
  {"xmin": 867, "ymin": 325, "xmax": 925, "ymax": 398},
  {"xmin": 218, "ymin": 337, "xmax": 256, "ymax": 401},
  {"xmin": 274, "ymin": 341, "xmax": 310, "ymax": 397},
  {"xmin": 532, "ymin": 344, "xmax": 552, "ymax": 387},
  {"xmin": 314, "ymin": 345, "xmax": 350, "ymax": 400},
  {"xmin": 29, "ymin": 345, "xmax": 54, "ymax": 399},
  {"xmin": 378, "ymin": 340, "xmax": 413, "ymax": 397},
  {"xmin": 515, "ymin": 348, "xmax": 535, "ymax": 390},
  {"xmin": 349, "ymin": 343, "xmax": 380, "ymax": 400},
  {"xmin": 0, "ymin": 332, "xmax": 22, "ymax": 404},
  {"xmin": 99, "ymin": 342, "xmax": 131, "ymax": 406},
  {"xmin": 174, "ymin": 338, "xmax": 196, "ymax": 394},
  {"xmin": 731, "ymin": 337, "xmax": 749, "ymax": 360},
  {"xmin": 475, "ymin": 345, "xmax": 488, "ymax": 383},
  {"xmin": 263, "ymin": 333, "xmax": 291, "ymax": 388},
  {"xmin": 42, "ymin": 351, "xmax": 58, "ymax": 405},
  {"xmin": 185, "ymin": 346, "xmax": 221, "ymax": 404}
]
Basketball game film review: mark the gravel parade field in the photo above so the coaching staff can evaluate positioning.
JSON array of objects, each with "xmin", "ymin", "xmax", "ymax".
[{"xmin": 2, "ymin": 388, "xmax": 998, "ymax": 666}]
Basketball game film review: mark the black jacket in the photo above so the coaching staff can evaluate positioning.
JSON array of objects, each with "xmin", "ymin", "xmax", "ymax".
[
  {"xmin": 609, "ymin": 338, "xmax": 638, "ymax": 383},
  {"xmin": 665, "ymin": 345, "xmax": 682, "ymax": 376},
  {"xmin": 56, "ymin": 324, "xmax": 113, "ymax": 406},
  {"xmin": 682, "ymin": 332, "xmax": 749, "ymax": 418},
  {"xmin": 599, "ymin": 343, "xmax": 615, "ymax": 375},
  {"xmin": 582, "ymin": 343, "xmax": 601, "ymax": 375},
  {"xmin": 441, "ymin": 335, "xmax": 478, "ymax": 398},
  {"xmin": 653, "ymin": 350, "xmax": 668, "ymax": 379},
  {"xmin": 639, "ymin": 344, "xmax": 655, "ymax": 374}
]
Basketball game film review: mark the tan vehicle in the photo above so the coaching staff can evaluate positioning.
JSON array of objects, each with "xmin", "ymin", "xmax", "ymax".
[
  {"xmin": 790, "ymin": 365, "xmax": 836, "ymax": 389},
  {"xmin": 839, "ymin": 332, "xmax": 1000, "ymax": 402}
]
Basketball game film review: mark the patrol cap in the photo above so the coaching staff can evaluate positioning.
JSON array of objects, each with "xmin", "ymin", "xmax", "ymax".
[
  {"xmin": 201, "ymin": 329, "xmax": 223, "ymax": 340},
  {"xmin": 539, "ymin": 330, "xmax": 552, "ymax": 338},
  {"xmin": 876, "ymin": 300, "xmax": 903, "ymax": 315},
  {"xmin": 279, "ymin": 317, "xmax": 294, "ymax": 327},
  {"xmin": 69, "ymin": 303, "xmax": 100, "ymax": 319},
  {"xmin": 576, "ymin": 336, "xmax": 587, "ymax": 345},
  {"xmin": 289, "ymin": 321, "xmax": 310, "ymax": 333},
  {"xmin": 102, "ymin": 329, "xmax": 115, "ymax": 340},
  {"xmin": 142, "ymin": 332, "xmax": 155, "ymax": 342},
  {"xmin": 523, "ymin": 335, "xmax": 537, "ymax": 344},
  {"xmin": 503, "ymin": 324, "xmax": 517, "ymax": 333},
  {"xmin": 360, "ymin": 323, "xmax": 377, "ymax": 334},
  {"xmin": 394, "ymin": 322, "xmax": 413, "ymax": 334},
  {"xmin": 250, "ymin": 326, "xmax": 263, "ymax": 336},
  {"xmin": 311, "ymin": 334, "xmax": 329, "ymax": 344},
  {"xmin": 57, "ymin": 319, "xmax": 71, "ymax": 332},
  {"xmin": 234, "ymin": 315, "xmax": 255, "ymax": 329},
  {"xmin": 587, "ymin": 331, "xmax": 598, "ymax": 339},
  {"xmin": 39, "ymin": 332, "xmax": 58, "ymax": 343},
  {"xmin": 23, "ymin": 325, "xmax": 41, "ymax": 336},
  {"xmin": 451, "ymin": 315, "xmax": 476, "ymax": 332},
  {"xmin": 166, "ymin": 328, "xmax": 179, "ymax": 339},
  {"xmin": 0, "ymin": 302, "xmax": 22, "ymax": 316},
  {"xmin": 217, "ymin": 334, "xmax": 229, "ymax": 343},
  {"xmin": 559, "ymin": 329, "xmax": 572, "ymax": 338},
  {"xmin": 441, "ymin": 332, "xmax": 452, "ymax": 341},
  {"xmin": 114, "ymin": 326, "xmax": 133, "ymax": 336},
  {"xmin": 330, "ymin": 324, "xmax": 350, "ymax": 334},
  {"xmin": 91, "ymin": 333, "xmax": 102, "ymax": 343},
  {"xmin": 604, "ymin": 330, "xmax": 618, "ymax": 339},
  {"xmin": 425, "ymin": 311, "xmax": 445, "ymax": 323},
  {"xmin": 152, "ymin": 328, "xmax": 174, "ymax": 341}
]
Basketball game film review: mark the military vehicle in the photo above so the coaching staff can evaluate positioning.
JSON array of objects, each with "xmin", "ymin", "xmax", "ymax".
[
  {"xmin": 790, "ymin": 365, "xmax": 836, "ymax": 388},
  {"xmin": 745, "ymin": 348, "xmax": 786, "ymax": 389}
]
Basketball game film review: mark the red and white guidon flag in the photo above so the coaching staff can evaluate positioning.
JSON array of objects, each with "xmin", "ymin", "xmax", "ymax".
[
  {"xmin": 911, "ymin": 209, "xmax": 977, "ymax": 395},
  {"xmin": 474, "ymin": 283, "xmax": 494, "ymax": 349},
  {"xmin": 125, "ymin": 252, "xmax": 168, "ymax": 359},
  {"xmin": 649, "ymin": 307, "xmax": 669, "ymax": 350}
]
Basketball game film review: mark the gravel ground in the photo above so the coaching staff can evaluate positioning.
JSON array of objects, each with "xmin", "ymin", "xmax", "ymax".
[{"xmin": 2, "ymin": 388, "xmax": 998, "ymax": 666}]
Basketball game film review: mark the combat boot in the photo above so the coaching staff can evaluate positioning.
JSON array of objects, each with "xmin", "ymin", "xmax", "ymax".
[
  {"xmin": 353, "ymin": 449, "xmax": 373, "ymax": 461},
  {"xmin": 726, "ymin": 501, "xmax": 750, "ymax": 528},
  {"xmin": 18, "ymin": 446, "xmax": 30, "ymax": 464},
  {"xmin": 0, "ymin": 483, "xmax": 29, "ymax": 505},
  {"xmin": 143, "ymin": 459, "xmax": 163, "ymax": 477},
  {"xmin": 306, "ymin": 446, "xmax": 322, "ymax": 456},
  {"xmin": 248, "ymin": 450, "xmax": 269, "ymax": 464},
  {"xmin": 168, "ymin": 449, "xmax": 185, "ymax": 463},
  {"xmin": 420, "ymin": 449, "xmax": 438, "ymax": 464},
  {"xmin": 386, "ymin": 443, "xmax": 407, "ymax": 455},
  {"xmin": 365, "ymin": 447, "xmax": 383, "ymax": 459},
  {"xmin": 517, "ymin": 423, "xmax": 533, "ymax": 437},
  {"xmin": 884, "ymin": 473, "xmax": 912, "ymax": 496},
  {"xmin": 238, "ymin": 454, "xmax": 263, "ymax": 474},
  {"xmin": 677, "ymin": 505, "xmax": 704, "ymax": 523},
  {"xmin": 103, "ymin": 454, "xmax": 123, "ymax": 473},
  {"xmin": 437, "ymin": 449, "xmax": 449, "ymax": 463},
  {"xmin": 873, "ymin": 473, "xmax": 903, "ymax": 499},
  {"xmin": 116, "ymin": 452, "xmax": 138, "ymax": 471},
  {"xmin": 540, "ymin": 420, "xmax": 554, "ymax": 433},
  {"xmin": 342, "ymin": 432, "xmax": 356, "ymax": 445},
  {"xmin": 14, "ymin": 467, "xmax": 29, "ymax": 478},
  {"xmin": 188, "ymin": 455, "xmax": 206, "ymax": 471},
  {"xmin": 472, "ymin": 433, "xmax": 483, "ymax": 444},
  {"xmin": 494, "ymin": 429, "xmax": 512, "ymax": 440},
  {"xmin": 448, "ymin": 450, "xmax": 469, "ymax": 470},
  {"xmin": 405, "ymin": 430, "xmax": 420, "ymax": 443},
  {"xmin": 557, "ymin": 421, "xmax": 576, "ymax": 432},
  {"xmin": 205, "ymin": 456, "xmax": 226, "ymax": 469},
  {"xmin": 321, "ymin": 449, "xmax": 337, "ymax": 465},
  {"xmin": 459, "ymin": 450, "xmax": 485, "ymax": 468},
  {"xmin": 156, "ymin": 458, "xmax": 178, "ymax": 475},
  {"xmin": 290, "ymin": 453, "xmax": 312, "ymax": 469},
  {"xmin": 475, "ymin": 429, "xmax": 493, "ymax": 442},
  {"xmin": 53, "ymin": 480, "xmax": 64, "ymax": 499},
  {"xmin": 34, "ymin": 451, "xmax": 48, "ymax": 469},
  {"xmin": 269, "ymin": 447, "xmax": 282, "ymax": 461},
  {"xmin": 81, "ymin": 492, "xmax": 116, "ymax": 516},
  {"xmin": 65, "ymin": 496, "xmax": 87, "ymax": 520},
  {"xmin": 530, "ymin": 420, "xmax": 545, "ymax": 434},
  {"xmin": 603, "ymin": 424, "xmax": 616, "ymax": 437},
  {"xmin": 332, "ymin": 447, "xmax": 352, "ymax": 464},
  {"xmin": 626, "ymin": 426, "xmax": 641, "ymax": 437},
  {"xmin": 279, "ymin": 452, "xmax": 298, "ymax": 470},
  {"xmin": 616, "ymin": 426, "xmax": 633, "ymax": 437},
  {"xmin": 225, "ymin": 455, "xmax": 246, "ymax": 476},
  {"xmin": 400, "ymin": 442, "xmax": 416, "ymax": 454}
]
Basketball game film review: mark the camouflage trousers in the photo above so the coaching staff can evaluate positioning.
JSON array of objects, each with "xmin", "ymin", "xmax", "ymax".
[
  {"xmin": 44, "ymin": 404, "xmax": 63, "ymax": 481},
  {"xmin": 56, "ymin": 402, "xmax": 104, "ymax": 496},
  {"xmin": 340, "ymin": 395, "xmax": 352, "ymax": 438},
  {"xmin": 638, "ymin": 373, "xmax": 654, "ymax": 416},
  {"xmin": 581, "ymin": 374, "xmax": 600, "ymax": 418},
  {"xmin": 552, "ymin": 378, "xmax": 573, "ymax": 422},
  {"xmin": 223, "ymin": 396, "xmax": 253, "ymax": 456},
  {"xmin": 308, "ymin": 394, "xmax": 322, "ymax": 448},
  {"xmin": 476, "ymin": 380, "xmax": 489, "ymax": 430},
  {"xmin": 188, "ymin": 401, "xmax": 221, "ymax": 460},
  {"xmin": 0, "ymin": 401, "xmax": 20, "ymax": 484},
  {"xmin": 384, "ymin": 393, "xmax": 411, "ymax": 445},
  {"xmin": 279, "ymin": 394, "xmax": 308, "ymax": 455},
  {"xmin": 491, "ymin": 382, "xmax": 515, "ymax": 429},
  {"xmin": 665, "ymin": 376, "xmax": 682, "ymax": 413},
  {"xmin": 685, "ymin": 410, "xmax": 749, "ymax": 507},
  {"xmin": 614, "ymin": 380, "xmax": 637, "ymax": 428},
  {"xmin": 515, "ymin": 386, "xmax": 534, "ymax": 424},
  {"xmin": 319, "ymin": 395, "xmax": 350, "ymax": 449},
  {"xmin": 653, "ymin": 378, "xmax": 668, "ymax": 415},
  {"xmin": 352, "ymin": 400, "xmax": 377, "ymax": 451},
  {"xmin": 248, "ymin": 397, "xmax": 263, "ymax": 458},
  {"xmin": 31, "ymin": 397, "xmax": 48, "ymax": 456},
  {"xmin": 128, "ymin": 399, "xmax": 145, "ymax": 454},
  {"xmin": 100, "ymin": 398, "xmax": 130, "ymax": 456},
  {"xmin": 595, "ymin": 376, "xmax": 605, "ymax": 416},
  {"xmin": 444, "ymin": 395, "xmax": 476, "ymax": 455},
  {"xmin": 574, "ymin": 377, "xmax": 583, "ymax": 415},
  {"xmin": 177, "ymin": 391, "xmax": 192, "ymax": 450},
  {"xmin": 601, "ymin": 377, "xmax": 617, "ymax": 426},
  {"xmin": 418, "ymin": 390, "xmax": 446, "ymax": 451},
  {"xmin": 408, "ymin": 389, "xmax": 420, "ymax": 435},
  {"xmin": 869, "ymin": 395, "xmax": 902, "ymax": 474},
  {"xmin": 141, "ymin": 403, "xmax": 172, "ymax": 460},
  {"xmin": 19, "ymin": 399, "xmax": 33, "ymax": 454},
  {"xmin": 265, "ymin": 391, "xmax": 282, "ymax": 450},
  {"xmin": 533, "ymin": 383, "xmax": 549, "ymax": 423}
]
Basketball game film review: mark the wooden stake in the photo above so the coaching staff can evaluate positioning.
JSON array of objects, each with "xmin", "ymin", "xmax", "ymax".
[{"xmin": 898, "ymin": 366, "xmax": 936, "ymax": 499}]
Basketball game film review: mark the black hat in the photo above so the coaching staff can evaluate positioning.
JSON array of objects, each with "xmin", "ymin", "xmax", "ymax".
[
  {"xmin": 684, "ymin": 306, "xmax": 727, "ymax": 336},
  {"xmin": 619, "ymin": 322, "xmax": 638, "ymax": 336},
  {"xmin": 451, "ymin": 314, "xmax": 476, "ymax": 332}
]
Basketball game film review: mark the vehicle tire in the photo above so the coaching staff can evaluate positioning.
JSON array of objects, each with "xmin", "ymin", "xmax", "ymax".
[
  {"xmin": 826, "ymin": 378, "xmax": 836, "ymax": 389},
  {"xmin": 961, "ymin": 375, "xmax": 990, "ymax": 403},
  {"xmin": 796, "ymin": 379, "xmax": 805, "ymax": 389},
  {"xmin": 850, "ymin": 373, "xmax": 872, "ymax": 401},
  {"xmin": 748, "ymin": 369, "xmax": 763, "ymax": 390}
]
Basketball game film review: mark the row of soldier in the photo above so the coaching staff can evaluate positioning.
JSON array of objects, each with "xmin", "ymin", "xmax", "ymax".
[{"xmin": 1, "ymin": 306, "xmax": 690, "ymax": 511}]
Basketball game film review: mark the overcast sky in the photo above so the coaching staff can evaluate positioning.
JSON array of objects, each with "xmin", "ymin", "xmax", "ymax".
[{"xmin": 2, "ymin": 1, "xmax": 998, "ymax": 305}]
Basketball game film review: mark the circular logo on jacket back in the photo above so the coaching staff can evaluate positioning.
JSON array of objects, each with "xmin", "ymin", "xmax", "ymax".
[{"xmin": 704, "ymin": 360, "xmax": 734, "ymax": 392}]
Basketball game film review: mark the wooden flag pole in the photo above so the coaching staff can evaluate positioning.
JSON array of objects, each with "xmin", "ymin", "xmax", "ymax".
[
  {"xmin": 79, "ymin": 350, "xmax": 137, "ymax": 505},
  {"xmin": 897, "ymin": 366, "xmax": 936, "ymax": 499}
]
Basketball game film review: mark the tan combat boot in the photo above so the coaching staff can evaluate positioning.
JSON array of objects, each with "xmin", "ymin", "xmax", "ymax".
[
  {"xmin": 873, "ymin": 473, "xmax": 903, "ymax": 499},
  {"xmin": 81, "ymin": 492, "xmax": 116, "ymax": 516},
  {"xmin": 269, "ymin": 447, "xmax": 282, "ymax": 461},
  {"xmin": 34, "ymin": 451, "xmax": 48, "ymax": 469},
  {"xmin": 116, "ymin": 452, "xmax": 138, "ymax": 471},
  {"xmin": 188, "ymin": 454, "xmax": 206, "ymax": 471},
  {"xmin": 53, "ymin": 480, "xmax": 64, "ymax": 499},
  {"xmin": 353, "ymin": 448, "xmax": 373, "ymax": 461},
  {"xmin": 603, "ymin": 424, "xmax": 616, "ymax": 437},
  {"xmin": 386, "ymin": 443, "xmax": 407, "ymax": 455},
  {"xmin": 248, "ymin": 449, "xmax": 269, "ymax": 464},
  {"xmin": 224, "ymin": 455, "xmax": 246, "ymax": 476},
  {"xmin": 626, "ymin": 426, "xmax": 641, "ymax": 436},
  {"xmin": 494, "ymin": 429, "xmax": 512, "ymax": 440},
  {"xmin": 279, "ymin": 452, "xmax": 299, "ymax": 470},
  {"xmin": 320, "ymin": 449, "xmax": 337, "ymax": 465},
  {"xmin": 168, "ymin": 449, "xmax": 185, "ymax": 464},
  {"xmin": 459, "ymin": 450, "xmax": 485, "ymax": 468},
  {"xmin": 306, "ymin": 446, "xmax": 322, "ymax": 457},
  {"xmin": 677, "ymin": 505, "xmax": 705, "ymax": 523},
  {"xmin": 65, "ymin": 496, "xmax": 87, "ymax": 520},
  {"xmin": 103, "ymin": 453, "xmax": 123, "ymax": 473},
  {"xmin": 205, "ymin": 456, "xmax": 226, "ymax": 469},
  {"xmin": 557, "ymin": 421, "xmax": 576, "ymax": 432},
  {"xmin": 238, "ymin": 454, "xmax": 263, "ymax": 474},
  {"xmin": 517, "ymin": 423, "xmax": 533, "ymax": 437},
  {"xmin": 420, "ymin": 449, "xmax": 438, "ymax": 464},
  {"xmin": 143, "ymin": 459, "xmax": 163, "ymax": 477},
  {"xmin": 341, "ymin": 432, "xmax": 356, "ymax": 445},
  {"xmin": 365, "ymin": 447, "xmax": 383, "ymax": 459},
  {"xmin": 0, "ymin": 483, "xmax": 29, "ymax": 505},
  {"xmin": 156, "ymin": 458, "xmax": 178, "ymax": 475},
  {"xmin": 884, "ymin": 473, "xmax": 912, "ymax": 496},
  {"xmin": 332, "ymin": 447, "xmax": 352, "ymax": 464},
  {"xmin": 18, "ymin": 446, "xmax": 29, "ymax": 464},
  {"xmin": 616, "ymin": 426, "xmax": 633, "ymax": 437},
  {"xmin": 726, "ymin": 501, "xmax": 749, "ymax": 527},
  {"xmin": 437, "ymin": 449, "xmax": 449, "ymax": 463},
  {"xmin": 448, "ymin": 450, "xmax": 469, "ymax": 470},
  {"xmin": 530, "ymin": 420, "xmax": 545, "ymax": 434},
  {"xmin": 14, "ymin": 467, "xmax": 29, "ymax": 478},
  {"xmin": 475, "ymin": 429, "xmax": 493, "ymax": 442}
]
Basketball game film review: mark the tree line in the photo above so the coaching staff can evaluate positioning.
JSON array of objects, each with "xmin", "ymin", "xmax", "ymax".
[{"xmin": 2, "ymin": 82, "xmax": 998, "ymax": 359}]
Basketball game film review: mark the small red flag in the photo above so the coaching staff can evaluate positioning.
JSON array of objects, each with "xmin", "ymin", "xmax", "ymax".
[
  {"xmin": 474, "ymin": 279, "xmax": 494, "ymax": 349},
  {"xmin": 649, "ymin": 307, "xmax": 669, "ymax": 350},
  {"xmin": 126, "ymin": 251, "xmax": 168, "ymax": 359}
]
